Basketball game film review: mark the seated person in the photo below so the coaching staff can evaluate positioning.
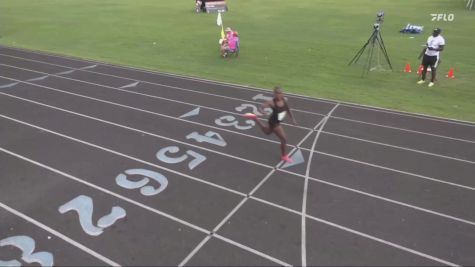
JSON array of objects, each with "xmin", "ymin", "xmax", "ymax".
[
  {"xmin": 227, "ymin": 34, "xmax": 238, "ymax": 52},
  {"xmin": 195, "ymin": 0, "xmax": 206, "ymax": 12},
  {"xmin": 220, "ymin": 35, "xmax": 237, "ymax": 57},
  {"xmin": 220, "ymin": 38, "xmax": 229, "ymax": 57},
  {"xmin": 225, "ymin": 27, "xmax": 233, "ymax": 39},
  {"xmin": 232, "ymin": 31, "xmax": 239, "ymax": 46}
]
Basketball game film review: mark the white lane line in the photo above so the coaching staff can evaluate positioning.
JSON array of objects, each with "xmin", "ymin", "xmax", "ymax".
[
  {"xmin": 2, "ymin": 56, "xmax": 475, "ymax": 147},
  {"xmin": 0, "ymin": 113, "xmax": 247, "ymax": 198},
  {"xmin": 333, "ymin": 116, "xmax": 475, "ymax": 144},
  {"xmin": 0, "ymin": 47, "xmax": 468, "ymax": 266},
  {"xmin": 0, "ymin": 92, "xmax": 273, "ymax": 170},
  {"xmin": 55, "ymin": 69, "xmax": 75, "ymax": 75},
  {"xmin": 249, "ymin": 197, "xmax": 459, "ymax": 267},
  {"xmin": 322, "ymin": 131, "xmax": 475, "ymax": 165},
  {"xmin": 177, "ymin": 112, "xmax": 330, "ymax": 266},
  {"xmin": 305, "ymin": 213, "xmax": 460, "ymax": 267},
  {"xmin": 178, "ymin": 167, "xmax": 280, "ymax": 266},
  {"xmin": 0, "ymin": 75, "xmax": 287, "ymax": 145},
  {"xmin": 179, "ymin": 107, "xmax": 334, "ymax": 266},
  {"xmin": 2, "ymin": 92, "xmax": 475, "ymax": 227},
  {"xmin": 60, "ymin": 62, "xmax": 475, "ymax": 143},
  {"xmin": 119, "ymin": 81, "xmax": 139, "ymax": 89},
  {"xmin": 214, "ymin": 234, "xmax": 292, "ymax": 266},
  {"xmin": 0, "ymin": 63, "xmax": 311, "ymax": 131},
  {"xmin": 278, "ymin": 167, "xmax": 475, "ymax": 227},
  {"xmin": 178, "ymin": 236, "xmax": 212, "ymax": 267},
  {"xmin": 104, "ymin": 63, "xmax": 471, "ymax": 128},
  {"xmin": 337, "ymin": 102, "xmax": 475, "ymax": 128},
  {"xmin": 0, "ymin": 56, "xmax": 326, "ymax": 118},
  {"xmin": 1, "ymin": 49, "xmax": 473, "ymax": 127},
  {"xmin": 0, "ymin": 120, "xmax": 470, "ymax": 266},
  {"xmin": 211, "ymin": 198, "xmax": 248, "ymax": 237},
  {"xmin": 316, "ymin": 150, "xmax": 475, "ymax": 192},
  {"xmin": 0, "ymin": 147, "xmax": 210, "ymax": 234},
  {"xmin": 301, "ymin": 104, "xmax": 339, "ymax": 267},
  {"xmin": 2, "ymin": 55, "xmax": 475, "ymax": 146},
  {"xmin": 0, "ymin": 147, "xmax": 288, "ymax": 267},
  {"xmin": 81, "ymin": 64, "xmax": 97, "ymax": 70},
  {"xmin": 11, "ymin": 71, "xmax": 474, "ymax": 175},
  {"xmin": 88, "ymin": 59, "xmax": 475, "ymax": 128},
  {"xmin": 251, "ymin": 196, "xmax": 460, "ymax": 266},
  {"xmin": 26, "ymin": 75, "xmax": 49, "ymax": 82},
  {"xmin": 2, "ymin": 86, "xmax": 475, "ymax": 223},
  {"xmin": 253, "ymin": 194, "xmax": 462, "ymax": 266},
  {"xmin": 2, "ymin": 60, "xmax": 475, "ymax": 149},
  {"xmin": 3, "ymin": 69, "xmax": 475, "ymax": 170},
  {"xmin": 0, "ymin": 82, "xmax": 19, "ymax": 89},
  {"xmin": 0, "ymin": 201, "xmax": 121, "ymax": 266}
]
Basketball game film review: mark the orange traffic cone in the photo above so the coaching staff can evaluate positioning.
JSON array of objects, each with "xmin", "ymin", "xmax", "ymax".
[
  {"xmin": 404, "ymin": 63, "xmax": 412, "ymax": 73},
  {"xmin": 417, "ymin": 64, "xmax": 424, "ymax": 76},
  {"xmin": 446, "ymin": 68, "xmax": 455, "ymax": 79}
]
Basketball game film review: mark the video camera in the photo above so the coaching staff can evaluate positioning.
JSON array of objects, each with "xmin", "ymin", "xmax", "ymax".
[
  {"xmin": 372, "ymin": 10, "xmax": 384, "ymax": 31},
  {"xmin": 376, "ymin": 11, "xmax": 384, "ymax": 22}
]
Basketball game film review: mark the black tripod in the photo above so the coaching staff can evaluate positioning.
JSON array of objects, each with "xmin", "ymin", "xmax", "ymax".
[{"xmin": 348, "ymin": 25, "xmax": 392, "ymax": 75}]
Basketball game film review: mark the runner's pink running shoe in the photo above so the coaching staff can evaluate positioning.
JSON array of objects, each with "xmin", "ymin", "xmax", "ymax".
[
  {"xmin": 281, "ymin": 154, "xmax": 293, "ymax": 163},
  {"xmin": 244, "ymin": 113, "xmax": 257, "ymax": 120}
]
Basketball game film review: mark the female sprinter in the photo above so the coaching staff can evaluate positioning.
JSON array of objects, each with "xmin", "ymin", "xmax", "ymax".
[{"xmin": 245, "ymin": 86, "xmax": 297, "ymax": 163}]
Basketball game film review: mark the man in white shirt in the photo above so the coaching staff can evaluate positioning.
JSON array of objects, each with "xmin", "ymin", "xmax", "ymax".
[{"xmin": 417, "ymin": 28, "xmax": 445, "ymax": 87}]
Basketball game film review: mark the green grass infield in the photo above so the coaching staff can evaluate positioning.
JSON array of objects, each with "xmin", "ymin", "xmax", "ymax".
[{"xmin": 1, "ymin": 0, "xmax": 474, "ymax": 121}]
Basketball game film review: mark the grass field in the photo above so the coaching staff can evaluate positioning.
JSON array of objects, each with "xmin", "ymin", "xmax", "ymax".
[{"xmin": 1, "ymin": 0, "xmax": 474, "ymax": 121}]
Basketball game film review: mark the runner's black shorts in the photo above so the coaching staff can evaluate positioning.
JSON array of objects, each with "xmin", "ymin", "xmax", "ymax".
[{"xmin": 422, "ymin": 54, "xmax": 439, "ymax": 68}]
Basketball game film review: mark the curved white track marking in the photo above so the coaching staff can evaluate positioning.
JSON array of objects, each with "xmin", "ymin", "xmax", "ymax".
[
  {"xmin": 249, "ymin": 197, "xmax": 460, "ymax": 266},
  {"xmin": 301, "ymin": 104, "xmax": 339, "ymax": 266},
  {"xmin": 0, "ymin": 82, "xmax": 19, "ymax": 89},
  {"xmin": 177, "ymin": 108, "xmax": 332, "ymax": 266}
]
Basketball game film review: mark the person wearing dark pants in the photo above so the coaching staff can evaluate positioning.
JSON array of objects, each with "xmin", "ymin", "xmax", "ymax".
[{"xmin": 418, "ymin": 28, "xmax": 445, "ymax": 87}]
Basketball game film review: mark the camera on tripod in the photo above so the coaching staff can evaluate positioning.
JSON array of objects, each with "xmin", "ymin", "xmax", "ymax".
[
  {"xmin": 376, "ymin": 11, "xmax": 384, "ymax": 22},
  {"xmin": 348, "ymin": 10, "xmax": 392, "ymax": 75}
]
